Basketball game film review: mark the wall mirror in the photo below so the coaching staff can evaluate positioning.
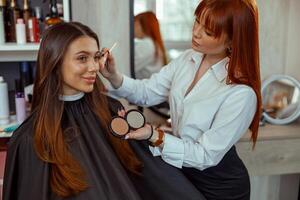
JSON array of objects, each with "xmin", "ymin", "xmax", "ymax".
[
  {"xmin": 261, "ymin": 75, "xmax": 300, "ymax": 125},
  {"xmin": 129, "ymin": 0, "xmax": 199, "ymax": 118}
]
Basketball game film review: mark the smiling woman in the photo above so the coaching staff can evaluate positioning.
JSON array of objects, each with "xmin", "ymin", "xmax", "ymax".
[
  {"xmin": 3, "ymin": 22, "xmax": 206, "ymax": 200},
  {"xmin": 61, "ymin": 36, "xmax": 100, "ymax": 95}
]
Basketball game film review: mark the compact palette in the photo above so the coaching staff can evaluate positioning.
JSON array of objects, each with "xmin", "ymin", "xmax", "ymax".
[{"xmin": 109, "ymin": 109, "xmax": 146, "ymax": 138}]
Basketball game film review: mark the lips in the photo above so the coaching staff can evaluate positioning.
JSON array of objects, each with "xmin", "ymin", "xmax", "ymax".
[
  {"xmin": 192, "ymin": 39, "xmax": 201, "ymax": 47},
  {"xmin": 82, "ymin": 76, "xmax": 96, "ymax": 84}
]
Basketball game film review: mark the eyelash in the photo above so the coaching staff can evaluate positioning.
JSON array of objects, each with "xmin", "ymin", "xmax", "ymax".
[
  {"xmin": 205, "ymin": 31, "xmax": 213, "ymax": 36},
  {"xmin": 78, "ymin": 56, "xmax": 88, "ymax": 62},
  {"xmin": 77, "ymin": 55, "xmax": 101, "ymax": 63}
]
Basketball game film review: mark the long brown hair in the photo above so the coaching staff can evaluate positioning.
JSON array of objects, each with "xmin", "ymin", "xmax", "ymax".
[
  {"xmin": 195, "ymin": 0, "xmax": 262, "ymax": 146},
  {"xmin": 32, "ymin": 22, "xmax": 142, "ymax": 198},
  {"xmin": 135, "ymin": 11, "xmax": 168, "ymax": 65}
]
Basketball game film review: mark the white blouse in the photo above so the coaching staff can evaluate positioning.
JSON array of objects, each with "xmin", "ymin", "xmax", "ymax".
[
  {"xmin": 109, "ymin": 49, "xmax": 257, "ymax": 171},
  {"xmin": 134, "ymin": 37, "xmax": 164, "ymax": 79}
]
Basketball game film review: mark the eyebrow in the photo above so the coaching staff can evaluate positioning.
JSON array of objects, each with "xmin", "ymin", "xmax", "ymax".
[{"xmin": 75, "ymin": 51, "xmax": 100, "ymax": 55}]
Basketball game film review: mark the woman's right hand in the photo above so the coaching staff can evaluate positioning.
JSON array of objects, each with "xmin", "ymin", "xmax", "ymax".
[{"xmin": 99, "ymin": 48, "xmax": 123, "ymax": 89}]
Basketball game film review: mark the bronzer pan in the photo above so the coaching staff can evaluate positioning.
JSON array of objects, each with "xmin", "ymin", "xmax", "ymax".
[
  {"xmin": 109, "ymin": 109, "xmax": 146, "ymax": 138},
  {"xmin": 109, "ymin": 116, "xmax": 130, "ymax": 138}
]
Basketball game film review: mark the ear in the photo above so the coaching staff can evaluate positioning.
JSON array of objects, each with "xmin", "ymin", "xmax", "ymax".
[{"xmin": 225, "ymin": 38, "xmax": 232, "ymax": 49}]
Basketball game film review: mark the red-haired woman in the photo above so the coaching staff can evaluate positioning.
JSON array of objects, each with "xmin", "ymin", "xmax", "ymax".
[
  {"xmin": 101, "ymin": 0, "xmax": 261, "ymax": 199},
  {"xmin": 3, "ymin": 22, "xmax": 206, "ymax": 200},
  {"xmin": 134, "ymin": 11, "xmax": 167, "ymax": 79}
]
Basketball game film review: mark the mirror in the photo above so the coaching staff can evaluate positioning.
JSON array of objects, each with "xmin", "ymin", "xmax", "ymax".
[
  {"xmin": 130, "ymin": 0, "xmax": 199, "ymax": 118},
  {"xmin": 262, "ymin": 75, "xmax": 300, "ymax": 125}
]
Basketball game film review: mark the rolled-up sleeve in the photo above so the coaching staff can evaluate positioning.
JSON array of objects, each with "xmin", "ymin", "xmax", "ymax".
[{"xmin": 155, "ymin": 87, "xmax": 257, "ymax": 170}]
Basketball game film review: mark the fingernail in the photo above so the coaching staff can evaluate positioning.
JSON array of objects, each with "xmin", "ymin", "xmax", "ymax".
[{"xmin": 125, "ymin": 135, "xmax": 129, "ymax": 140}]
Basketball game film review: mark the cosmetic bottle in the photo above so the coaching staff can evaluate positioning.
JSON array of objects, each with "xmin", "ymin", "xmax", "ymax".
[
  {"xmin": 34, "ymin": 6, "xmax": 44, "ymax": 36},
  {"xmin": 45, "ymin": 0, "xmax": 63, "ymax": 27},
  {"xmin": 28, "ymin": 17, "xmax": 39, "ymax": 42},
  {"xmin": 22, "ymin": 0, "xmax": 31, "ymax": 42},
  {"xmin": 0, "ymin": 76, "xmax": 10, "ymax": 125},
  {"xmin": 16, "ymin": 18, "xmax": 26, "ymax": 44},
  {"xmin": 6, "ymin": 0, "xmax": 20, "ymax": 42},
  {"xmin": 0, "ymin": 0, "xmax": 6, "ymax": 43},
  {"xmin": 15, "ymin": 79, "xmax": 26, "ymax": 124}
]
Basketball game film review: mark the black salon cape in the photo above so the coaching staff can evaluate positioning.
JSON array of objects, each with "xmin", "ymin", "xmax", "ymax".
[{"xmin": 3, "ymin": 95, "xmax": 206, "ymax": 200}]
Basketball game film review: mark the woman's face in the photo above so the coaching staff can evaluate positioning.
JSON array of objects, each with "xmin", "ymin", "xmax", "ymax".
[
  {"xmin": 61, "ymin": 36, "xmax": 101, "ymax": 95},
  {"xmin": 192, "ymin": 17, "xmax": 229, "ymax": 56}
]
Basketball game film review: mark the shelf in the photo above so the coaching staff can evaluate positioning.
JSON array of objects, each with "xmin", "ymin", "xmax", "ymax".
[
  {"xmin": 0, "ymin": 0, "xmax": 70, "ymax": 62},
  {"xmin": 0, "ymin": 43, "xmax": 40, "ymax": 51}
]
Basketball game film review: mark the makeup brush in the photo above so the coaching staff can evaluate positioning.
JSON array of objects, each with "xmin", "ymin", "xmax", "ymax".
[{"xmin": 97, "ymin": 42, "xmax": 118, "ymax": 79}]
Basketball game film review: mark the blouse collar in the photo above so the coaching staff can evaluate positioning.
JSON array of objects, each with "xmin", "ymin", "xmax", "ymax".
[
  {"xmin": 59, "ymin": 92, "xmax": 85, "ymax": 101},
  {"xmin": 190, "ymin": 50, "xmax": 229, "ymax": 82}
]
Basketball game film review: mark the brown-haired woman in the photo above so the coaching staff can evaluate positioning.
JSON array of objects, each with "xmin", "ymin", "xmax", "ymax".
[
  {"xmin": 101, "ymin": 0, "xmax": 261, "ymax": 199},
  {"xmin": 134, "ymin": 11, "xmax": 167, "ymax": 79},
  {"xmin": 2, "ymin": 22, "xmax": 206, "ymax": 200}
]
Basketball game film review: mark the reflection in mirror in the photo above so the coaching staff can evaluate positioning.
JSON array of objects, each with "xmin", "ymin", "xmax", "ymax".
[
  {"xmin": 131, "ymin": 0, "xmax": 199, "ymax": 118},
  {"xmin": 262, "ymin": 75, "xmax": 300, "ymax": 125}
]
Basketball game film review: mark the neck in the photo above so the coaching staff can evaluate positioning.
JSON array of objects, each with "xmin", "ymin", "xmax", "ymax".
[{"xmin": 203, "ymin": 52, "xmax": 227, "ymax": 67}]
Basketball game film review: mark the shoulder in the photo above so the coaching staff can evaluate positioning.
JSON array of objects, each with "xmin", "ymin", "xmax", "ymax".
[
  {"xmin": 165, "ymin": 49, "xmax": 194, "ymax": 70},
  {"xmin": 175, "ymin": 49, "xmax": 195, "ymax": 61},
  {"xmin": 8, "ymin": 113, "xmax": 36, "ymax": 149},
  {"xmin": 227, "ymin": 84, "xmax": 257, "ymax": 104}
]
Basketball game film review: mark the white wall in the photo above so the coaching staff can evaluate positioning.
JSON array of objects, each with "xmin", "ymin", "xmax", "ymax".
[
  {"xmin": 71, "ymin": 0, "xmax": 131, "ymax": 76},
  {"xmin": 285, "ymin": 0, "xmax": 300, "ymax": 80},
  {"xmin": 258, "ymin": 0, "xmax": 300, "ymax": 81}
]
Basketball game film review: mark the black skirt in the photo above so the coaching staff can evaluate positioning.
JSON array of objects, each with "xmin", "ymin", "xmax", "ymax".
[{"xmin": 181, "ymin": 146, "xmax": 250, "ymax": 200}]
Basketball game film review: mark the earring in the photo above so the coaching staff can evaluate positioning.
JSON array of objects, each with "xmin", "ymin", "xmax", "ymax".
[
  {"xmin": 227, "ymin": 46, "xmax": 232, "ymax": 54},
  {"xmin": 227, "ymin": 46, "xmax": 232, "ymax": 57}
]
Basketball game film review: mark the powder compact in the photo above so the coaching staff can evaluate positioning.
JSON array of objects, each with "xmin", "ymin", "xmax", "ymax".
[{"xmin": 109, "ymin": 109, "xmax": 146, "ymax": 138}]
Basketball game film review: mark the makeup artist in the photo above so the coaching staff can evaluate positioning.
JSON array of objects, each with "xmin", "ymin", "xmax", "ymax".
[
  {"xmin": 3, "ymin": 22, "xmax": 206, "ymax": 200},
  {"xmin": 101, "ymin": 0, "xmax": 261, "ymax": 199}
]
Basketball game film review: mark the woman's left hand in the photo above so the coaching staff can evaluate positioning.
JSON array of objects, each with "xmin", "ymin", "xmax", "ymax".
[
  {"xmin": 117, "ymin": 109, "xmax": 154, "ymax": 141},
  {"xmin": 125, "ymin": 124, "xmax": 153, "ymax": 140}
]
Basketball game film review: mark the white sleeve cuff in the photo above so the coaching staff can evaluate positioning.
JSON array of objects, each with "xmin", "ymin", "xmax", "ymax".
[
  {"xmin": 160, "ymin": 134, "xmax": 185, "ymax": 168},
  {"xmin": 148, "ymin": 146, "xmax": 162, "ymax": 156}
]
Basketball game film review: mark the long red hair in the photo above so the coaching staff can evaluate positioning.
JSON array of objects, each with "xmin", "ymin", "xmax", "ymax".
[
  {"xmin": 135, "ymin": 11, "xmax": 168, "ymax": 65},
  {"xmin": 195, "ymin": 0, "xmax": 261, "ymax": 146},
  {"xmin": 32, "ymin": 22, "xmax": 142, "ymax": 198}
]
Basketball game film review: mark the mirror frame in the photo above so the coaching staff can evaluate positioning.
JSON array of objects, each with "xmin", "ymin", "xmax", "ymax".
[
  {"xmin": 262, "ymin": 74, "xmax": 300, "ymax": 125},
  {"xmin": 129, "ymin": 0, "xmax": 135, "ymax": 79}
]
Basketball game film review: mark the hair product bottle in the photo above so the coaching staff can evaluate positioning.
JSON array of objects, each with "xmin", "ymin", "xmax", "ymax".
[
  {"xmin": 22, "ymin": 0, "xmax": 31, "ymax": 42},
  {"xmin": 6, "ymin": 0, "xmax": 20, "ymax": 42},
  {"xmin": 45, "ymin": 0, "xmax": 63, "ymax": 27},
  {"xmin": 0, "ymin": 0, "xmax": 6, "ymax": 43},
  {"xmin": 15, "ymin": 79, "xmax": 26, "ymax": 124},
  {"xmin": 16, "ymin": 18, "xmax": 26, "ymax": 44},
  {"xmin": 0, "ymin": 76, "xmax": 10, "ymax": 125}
]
